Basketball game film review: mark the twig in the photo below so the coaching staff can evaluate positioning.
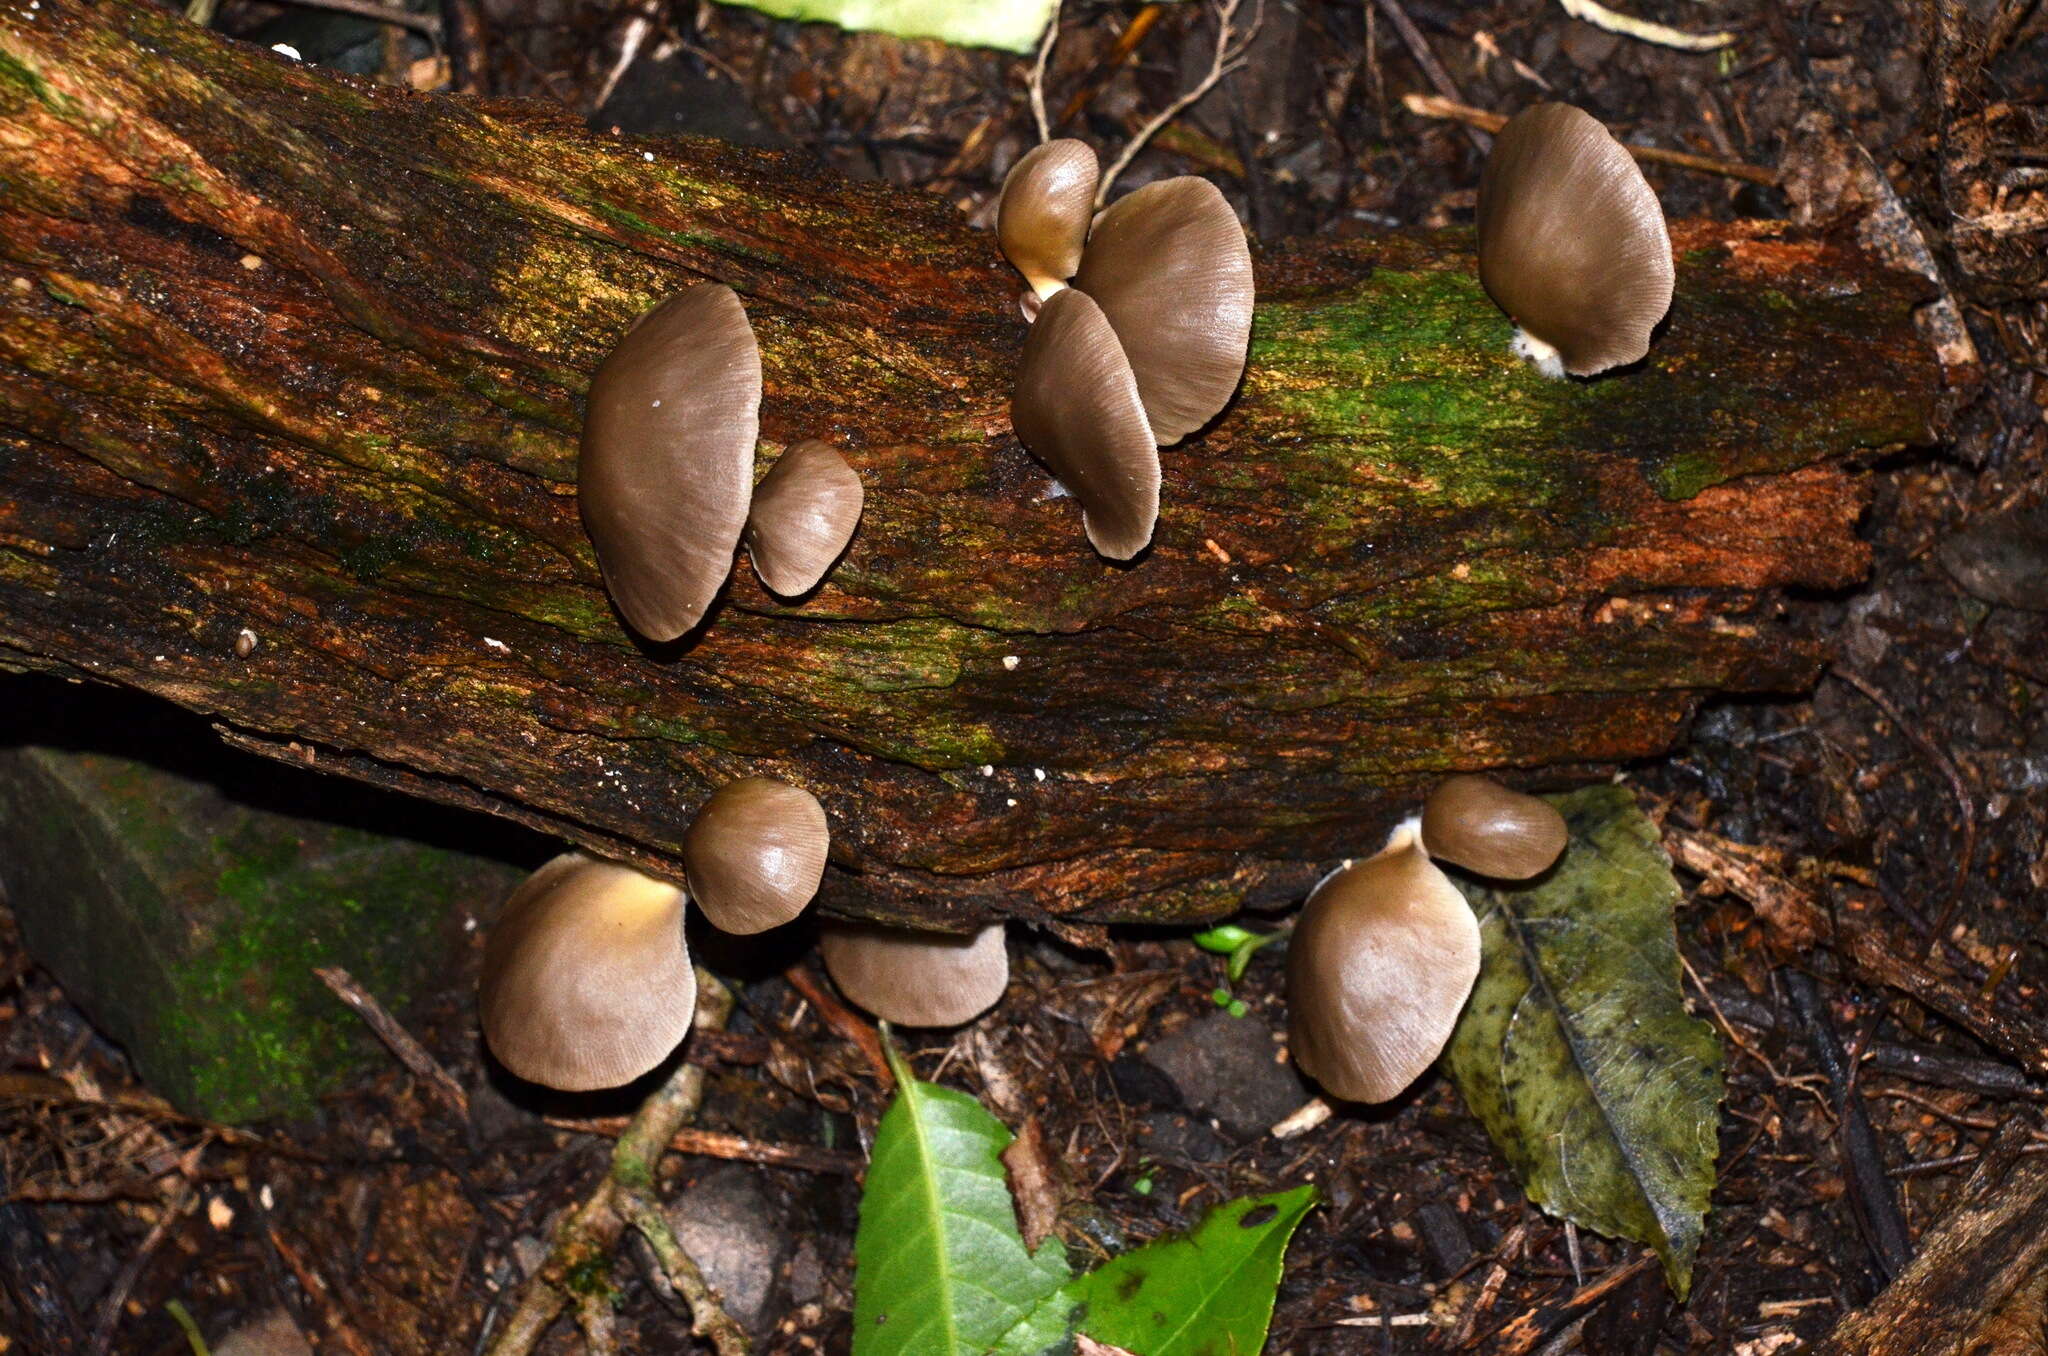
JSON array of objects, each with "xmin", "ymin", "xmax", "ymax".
[
  {"xmin": 1028, "ymin": 0, "xmax": 1061, "ymax": 145},
  {"xmin": 1056, "ymin": 5, "xmax": 1166, "ymax": 129},
  {"xmin": 542, "ymin": 1120, "xmax": 863, "ymax": 1175},
  {"xmin": 1401, "ymin": 93, "xmax": 1779, "ymax": 185},
  {"xmin": 1787, "ymin": 971, "xmax": 1913, "ymax": 1280},
  {"xmin": 439, "ymin": 0, "xmax": 489, "ymax": 95},
  {"xmin": 315, "ymin": 965, "xmax": 470, "ymax": 1119},
  {"xmin": 1830, "ymin": 666, "xmax": 1977, "ymax": 952},
  {"xmin": 593, "ymin": 3, "xmax": 657, "ymax": 113},
  {"xmin": 90, "ymin": 1190, "xmax": 192, "ymax": 1354},
  {"xmin": 1373, "ymin": 0, "xmax": 1489, "ymax": 154},
  {"xmin": 266, "ymin": 1223, "xmax": 378, "ymax": 1356},
  {"xmin": 486, "ymin": 972, "xmax": 749, "ymax": 1356},
  {"xmin": 1555, "ymin": 0, "xmax": 1733, "ymax": 51},
  {"xmin": 784, "ymin": 964, "xmax": 893, "ymax": 1088},
  {"xmin": 1096, "ymin": 0, "xmax": 1264, "ymax": 207}
]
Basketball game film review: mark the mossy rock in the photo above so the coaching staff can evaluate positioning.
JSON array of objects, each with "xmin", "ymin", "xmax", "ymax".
[{"xmin": 0, "ymin": 744, "xmax": 524, "ymax": 1123}]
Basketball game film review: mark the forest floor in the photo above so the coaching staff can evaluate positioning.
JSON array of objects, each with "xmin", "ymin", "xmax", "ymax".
[{"xmin": 1, "ymin": 0, "xmax": 2044, "ymax": 1351}]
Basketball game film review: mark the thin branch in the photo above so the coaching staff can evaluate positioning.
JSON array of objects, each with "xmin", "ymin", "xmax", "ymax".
[
  {"xmin": 1374, "ymin": 0, "xmax": 1489, "ymax": 154},
  {"xmin": 1097, "ymin": 0, "xmax": 1263, "ymax": 207},
  {"xmin": 1401, "ymin": 93, "xmax": 1779, "ymax": 185},
  {"xmin": 315, "ymin": 965, "xmax": 470, "ymax": 1120},
  {"xmin": 1029, "ymin": 0, "xmax": 1061, "ymax": 146},
  {"xmin": 485, "ymin": 972, "xmax": 749, "ymax": 1356},
  {"xmin": 1555, "ymin": 0, "xmax": 1733, "ymax": 52}
]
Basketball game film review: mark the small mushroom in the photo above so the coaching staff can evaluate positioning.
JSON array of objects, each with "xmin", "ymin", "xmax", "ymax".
[
  {"xmin": 1071, "ymin": 176, "xmax": 1255, "ymax": 445},
  {"xmin": 1476, "ymin": 102, "xmax": 1674, "ymax": 378},
  {"xmin": 1285, "ymin": 820, "xmax": 1481, "ymax": 1104},
  {"xmin": 683, "ymin": 777, "xmax": 829, "ymax": 936},
  {"xmin": 745, "ymin": 439, "xmax": 864, "ymax": 597},
  {"xmin": 819, "ymin": 920, "xmax": 1009, "ymax": 1026},
  {"xmin": 479, "ymin": 852, "xmax": 696, "ymax": 1092},
  {"xmin": 997, "ymin": 139, "xmax": 1100, "ymax": 303},
  {"xmin": 578, "ymin": 283, "xmax": 761, "ymax": 641},
  {"xmin": 1011, "ymin": 287, "xmax": 1161, "ymax": 559},
  {"xmin": 1421, "ymin": 774, "xmax": 1568, "ymax": 880}
]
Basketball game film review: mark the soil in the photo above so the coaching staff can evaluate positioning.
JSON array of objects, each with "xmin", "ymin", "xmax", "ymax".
[{"xmin": 2, "ymin": 0, "xmax": 2044, "ymax": 1352}]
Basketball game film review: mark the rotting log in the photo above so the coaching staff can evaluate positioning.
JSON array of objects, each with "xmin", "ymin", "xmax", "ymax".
[
  {"xmin": 1804, "ymin": 1122, "xmax": 2048, "ymax": 1356},
  {"xmin": 0, "ymin": 2, "xmax": 1940, "ymax": 926}
]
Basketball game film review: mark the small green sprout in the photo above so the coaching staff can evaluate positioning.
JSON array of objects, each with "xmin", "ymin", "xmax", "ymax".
[{"xmin": 1193, "ymin": 923, "xmax": 1284, "ymax": 984}]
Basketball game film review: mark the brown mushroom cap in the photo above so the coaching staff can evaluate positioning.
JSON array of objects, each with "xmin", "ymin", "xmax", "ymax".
[
  {"xmin": 1421, "ymin": 775, "xmax": 1568, "ymax": 880},
  {"xmin": 479, "ymin": 853, "xmax": 696, "ymax": 1092},
  {"xmin": 578, "ymin": 283, "xmax": 761, "ymax": 641},
  {"xmin": 819, "ymin": 921, "xmax": 1009, "ymax": 1026},
  {"xmin": 683, "ymin": 777, "xmax": 829, "ymax": 936},
  {"xmin": 998, "ymin": 139, "xmax": 1100, "ymax": 301},
  {"xmin": 1011, "ymin": 287, "xmax": 1161, "ymax": 560},
  {"xmin": 1285, "ymin": 821, "xmax": 1481, "ymax": 1103},
  {"xmin": 745, "ymin": 440, "xmax": 864, "ymax": 596},
  {"xmin": 1072, "ymin": 176, "xmax": 1255, "ymax": 446},
  {"xmin": 1476, "ymin": 102, "xmax": 1674, "ymax": 378}
]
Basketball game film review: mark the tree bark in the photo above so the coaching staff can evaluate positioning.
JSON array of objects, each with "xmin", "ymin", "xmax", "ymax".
[{"xmin": 0, "ymin": 1, "xmax": 1939, "ymax": 926}]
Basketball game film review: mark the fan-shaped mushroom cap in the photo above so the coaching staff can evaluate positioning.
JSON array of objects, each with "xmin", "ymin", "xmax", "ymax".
[
  {"xmin": 819, "ymin": 921, "xmax": 1009, "ymax": 1027},
  {"xmin": 1422, "ymin": 775, "xmax": 1568, "ymax": 880},
  {"xmin": 1072, "ymin": 176, "xmax": 1255, "ymax": 445},
  {"xmin": 1285, "ymin": 820, "xmax": 1481, "ymax": 1104},
  {"xmin": 1476, "ymin": 102, "xmax": 1674, "ymax": 378},
  {"xmin": 684, "ymin": 777, "xmax": 829, "ymax": 935},
  {"xmin": 579, "ymin": 283, "xmax": 762, "ymax": 641},
  {"xmin": 1011, "ymin": 287, "xmax": 1161, "ymax": 559},
  {"xmin": 745, "ymin": 440, "xmax": 864, "ymax": 596},
  {"xmin": 998, "ymin": 139, "xmax": 1100, "ymax": 301},
  {"xmin": 479, "ymin": 853, "xmax": 696, "ymax": 1092}
]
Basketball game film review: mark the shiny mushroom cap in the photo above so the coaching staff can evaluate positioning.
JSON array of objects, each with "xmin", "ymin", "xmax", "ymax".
[
  {"xmin": 1011, "ymin": 287, "xmax": 1161, "ymax": 560},
  {"xmin": 998, "ymin": 139, "xmax": 1101, "ymax": 302},
  {"xmin": 1476, "ymin": 102, "xmax": 1674, "ymax": 378},
  {"xmin": 1072, "ymin": 176, "xmax": 1255, "ymax": 445},
  {"xmin": 578, "ymin": 283, "xmax": 762, "ymax": 641},
  {"xmin": 1421, "ymin": 775, "xmax": 1568, "ymax": 880},
  {"xmin": 479, "ymin": 853, "xmax": 696, "ymax": 1092},
  {"xmin": 745, "ymin": 440, "xmax": 864, "ymax": 597},
  {"xmin": 819, "ymin": 921, "xmax": 1009, "ymax": 1027},
  {"xmin": 1285, "ymin": 819, "xmax": 1481, "ymax": 1104},
  {"xmin": 683, "ymin": 777, "xmax": 830, "ymax": 936}
]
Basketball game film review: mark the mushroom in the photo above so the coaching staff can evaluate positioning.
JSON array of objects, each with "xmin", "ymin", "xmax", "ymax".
[
  {"xmin": 997, "ymin": 138, "xmax": 1100, "ymax": 303},
  {"xmin": 1285, "ymin": 819, "xmax": 1481, "ymax": 1103},
  {"xmin": 478, "ymin": 852, "xmax": 696, "ymax": 1092},
  {"xmin": 819, "ymin": 920, "xmax": 1009, "ymax": 1026},
  {"xmin": 1011, "ymin": 287, "xmax": 1161, "ymax": 560},
  {"xmin": 683, "ymin": 776, "xmax": 830, "ymax": 936},
  {"xmin": 1071, "ymin": 176, "xmax": 1255, "ymax": 445},
  {"xmin": 744, "ymin": 439, "xmax": 864, "ymax": 597},
  {"xmin": 1421, "ymin": 774, "xmax": 1568, "ymax": 880},
  {"xmin": 578, "ymin": 283, "xmax": 762, "ymax": 641},
  {"xmin": 1475, "ymin": 102, "xmax": 1674, "ymax": 378}
]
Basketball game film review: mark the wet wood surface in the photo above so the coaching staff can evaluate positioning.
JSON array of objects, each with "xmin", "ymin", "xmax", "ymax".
[{"xmin": 0, "ymin": 1, "xmax": 1940, "ymax": 924}]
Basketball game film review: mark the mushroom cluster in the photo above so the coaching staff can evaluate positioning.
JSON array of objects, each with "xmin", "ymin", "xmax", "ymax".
[
  {"xmin": 491, "ymin": 110, "xmax": 1668, "ymax": 1094},
  {"xmin": 1285, "ymin": 775, "xmax": 1566, "ymax": 1104},
  {"xmin": 998, "ymin": 141, "xmax": 1256, "ymax": 559},
  {"xmin": 579, "ymin": 282, "xmax": 863, "ymax": 643},
  {"xmin": 478, "ymin": 775, "xmax": 832, "ymax": 1090}
]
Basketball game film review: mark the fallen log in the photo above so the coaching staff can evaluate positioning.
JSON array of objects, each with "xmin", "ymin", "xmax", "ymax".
[{"xmin": 0, "ymin": 1, "xmax": 1939, "ymax": 925}]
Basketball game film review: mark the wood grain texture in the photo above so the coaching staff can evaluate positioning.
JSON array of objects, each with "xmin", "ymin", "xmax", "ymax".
[{"xmin": 0, "ymin": 2, "xmax": 1939, "ymax": 925}]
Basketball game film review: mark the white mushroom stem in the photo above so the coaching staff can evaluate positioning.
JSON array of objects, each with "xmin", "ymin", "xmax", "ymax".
[{"xmin": 1511, "ymin": 327, "xmax": 1568, "ymax": 380}]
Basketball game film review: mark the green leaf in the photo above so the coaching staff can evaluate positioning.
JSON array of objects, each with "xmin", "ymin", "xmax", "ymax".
[
  {"xmin": 1442, "ymin": 786, "xmax": 1723, "ymax": 1296},
  {"xmin": 715, "ymin": 0, "xmax": 1057, "ymax": 53},
  {"xmin": 853, "ymin": 1039, "xmax": 1072, "ymax": 1356},
  {"xmin": 1063, "ymin": 1186, "xmax": 1317, "ymax": 1355}
]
